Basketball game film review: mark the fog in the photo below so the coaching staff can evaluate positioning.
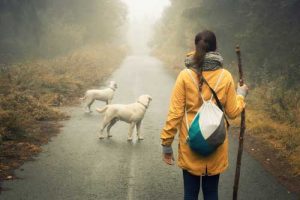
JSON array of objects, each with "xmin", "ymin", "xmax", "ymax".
[
  {"xmin": 1, "ymin": 1, "xmax": 299, "ymax": 197},
  {"xmin": 0, "ymin": 0, "xmax": 126, "ymax": 62},
  {"xmin": 0, "ymin": 0, "xmax": 170, "ymax": 63},
  {"xmin": 121, "ymin": 0, "xmax": 170, "ymax": 55}
]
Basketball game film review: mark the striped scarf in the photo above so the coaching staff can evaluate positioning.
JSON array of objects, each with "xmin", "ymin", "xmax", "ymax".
[{"xmin": 185, "ymin": 51, "xmax": 224, "ymax": 71}]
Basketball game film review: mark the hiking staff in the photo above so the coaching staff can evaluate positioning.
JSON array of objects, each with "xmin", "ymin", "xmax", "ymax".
[{"xmin": 233, "ymin": 45, "xmax": 246, "ymax": 200}]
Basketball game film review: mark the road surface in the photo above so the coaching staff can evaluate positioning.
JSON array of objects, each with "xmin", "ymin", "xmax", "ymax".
[{"xmin": 1, "ymin": 55, "xmax": 297, "ymax": 200}]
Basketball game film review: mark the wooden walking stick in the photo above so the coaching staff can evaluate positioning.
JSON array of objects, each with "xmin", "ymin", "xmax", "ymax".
[{"xmin": 233, "ymin": 45, "xmax": 246, "ymax": 200}]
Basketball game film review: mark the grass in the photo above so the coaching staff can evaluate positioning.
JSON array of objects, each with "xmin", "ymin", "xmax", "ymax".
[
  {"xmin": 0, "ymin": 44, "xmax": 127, "ymax": 183},
  {"xmin": 244, "ymin": 88, "xmax": 300, "ymax": 177}
]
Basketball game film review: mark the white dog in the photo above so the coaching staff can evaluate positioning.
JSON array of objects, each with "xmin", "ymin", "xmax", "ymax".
[
  {"xmin": 96, "ymin": 94, "xmax": 152, "ymax": 140},
  {"xmin": 80, "ymin": 81, "xmax": 117, "ymax": 113}
]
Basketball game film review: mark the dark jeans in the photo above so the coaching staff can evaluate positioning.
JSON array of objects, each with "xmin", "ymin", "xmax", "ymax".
[{"xmin": 183, "ymin": 170, "xmax": 220, "ymax": 200}]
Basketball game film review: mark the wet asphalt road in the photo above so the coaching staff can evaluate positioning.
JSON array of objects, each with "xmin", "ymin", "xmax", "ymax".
[{"xmin": 1, "ymin": 55, "xmax": 297, "ymax": 200}]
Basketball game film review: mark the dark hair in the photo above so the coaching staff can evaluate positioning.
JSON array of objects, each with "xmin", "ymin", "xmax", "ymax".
[{"xmin": 194, "ymin": 30, "xmax": 217, "ymax": 68}]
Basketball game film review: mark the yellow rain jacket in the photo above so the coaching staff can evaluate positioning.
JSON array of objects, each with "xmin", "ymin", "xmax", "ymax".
[{"xmin": 161, "ymin": 67, "xmax": 245, "ymax": 176}]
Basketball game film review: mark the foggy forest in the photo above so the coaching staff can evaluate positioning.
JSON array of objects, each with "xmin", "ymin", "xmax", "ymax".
[{"xmin": 0, "ymin": 0, "xmax": 299, "ymax": 199}]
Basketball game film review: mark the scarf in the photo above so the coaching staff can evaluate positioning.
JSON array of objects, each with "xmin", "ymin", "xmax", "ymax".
[{"xmin": 184, "ymin": 51, "xmax": 224, "ymax": 71}]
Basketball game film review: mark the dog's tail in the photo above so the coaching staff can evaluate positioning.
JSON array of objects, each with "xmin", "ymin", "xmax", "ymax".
[{"xmin": 96, "ymin": 106, "xmax": 108, "ymax": 113}]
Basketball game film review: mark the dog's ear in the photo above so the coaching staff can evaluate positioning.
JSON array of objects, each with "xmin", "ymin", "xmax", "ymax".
[{"xmin": 147, "ymin": 95, "xmax": 152, "ymax": 102}]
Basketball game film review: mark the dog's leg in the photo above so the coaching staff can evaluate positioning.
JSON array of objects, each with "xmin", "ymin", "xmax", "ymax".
[
  {"xmin": 83, "ymin": 99, "xmax": 89, "ymax": 113},
  {"xmin": 87, "ymin": 99, "xmax": 95, "ymax": 112},
  {"xmin": 107, "ymin": 118, "xmax": 117, "ymax": 138},
  {"xmin": 98, "ymin": 125, "xmax": 106, "ymax": 139},
  {"xmin": 127, "ymin": 122, "xmax": 135, "ymax": 141},
  {"xmin": 84, "ymin": 98, "xmax": 93, "ymax": 113},
  {"xmin": 136, "ymin": 121, "xmax": 144, "ymax": 140},
  {"xmin": 98, "ymin": 116, "xmax": 109, "ymax": 139},
  {"xmin": 84, "ymin": 105, "xmax": 88, "ymax": 113},
  {"xmin": 106, "ymin": 99, "xmax": 112, "ymax": 105}
]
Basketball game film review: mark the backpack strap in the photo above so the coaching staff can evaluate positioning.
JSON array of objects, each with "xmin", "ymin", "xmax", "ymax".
[
  {"xmin": 184, "ymin": 69, "xmax": 230, "ymax": 130},
  {"xmin": 185, "ymin": 70, "xmax": 191, "ymax": 130},
  {"xmin": 201, "ymin": 77, "xmax": 224, "ymax": 111},
  {"xmin": 185, "ymin": 108, "xmax": 189, "ymax": 130},
  {"xmin": 210, "ymin": 69, "xmax": 225, "ymax": 101},
  {"xmin": 201, "ymin": 76, "xmax": 230, "ymax": 128}
]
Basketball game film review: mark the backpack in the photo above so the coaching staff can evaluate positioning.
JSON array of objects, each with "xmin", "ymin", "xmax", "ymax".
[{"xmin": 185, "ymin": 69, "xmax": 229, "ymax": 156}]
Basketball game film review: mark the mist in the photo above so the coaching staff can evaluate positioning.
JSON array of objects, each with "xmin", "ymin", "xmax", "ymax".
[
  {"xmin": 0, "ymin": 0, "xmax": 171, "ymax": 62},
  {"xmin": 122, "ymin": 0, "xmax": 170, "ymax": 55},
  {"xmin": 0, "ymin": 0, "xmax": 127, "ymax": 63},
  {"xmin": 1, "ymin": 1, "xmax": 300, "ymax": 197}
]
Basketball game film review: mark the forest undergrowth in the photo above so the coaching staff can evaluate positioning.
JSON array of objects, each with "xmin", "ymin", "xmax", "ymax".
[{"xmin": 0, "ymin": 45, "xmax": 127, "ymax": 184}]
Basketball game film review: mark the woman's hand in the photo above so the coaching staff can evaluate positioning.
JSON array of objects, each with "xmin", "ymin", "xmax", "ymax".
[
  {"xmin": 162, "ymin": 153, "xmax": 175, "ymax": 165},
  {"xmin": 237, "ymin": 84, "xmax": 249, "ymax": 97}
]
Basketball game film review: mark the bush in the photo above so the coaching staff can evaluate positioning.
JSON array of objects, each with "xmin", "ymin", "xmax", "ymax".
[
  {"xmin": 0, "ymin": 91, "xmax": 66, "ymax": 141},
  {"xmin": 0, "ymin": 44, "xmax": 126, "ymax": 142}
]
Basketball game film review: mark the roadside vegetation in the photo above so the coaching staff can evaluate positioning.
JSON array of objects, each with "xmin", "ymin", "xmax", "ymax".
[
  {"xmin": 151, "ymin": 0, "xmax": 300, "ymax": 187},
  {"xmin": 0, "ymin": 0, "xmax": 127, "ymax": 184}
]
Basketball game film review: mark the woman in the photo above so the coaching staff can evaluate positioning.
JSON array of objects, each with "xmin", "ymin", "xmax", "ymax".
[{"xmin": 160, "ymin": 30, "xmax": 248, "ymax": 200}]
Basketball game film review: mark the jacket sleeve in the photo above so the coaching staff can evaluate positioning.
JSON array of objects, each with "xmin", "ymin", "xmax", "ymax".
[
  {"xmin": 160, "ymin": 71, "xmax": 186, "ymax": 147},
  {"xmin": 224, "ymin": 73, "xmax": 245, "ymax": 119}
]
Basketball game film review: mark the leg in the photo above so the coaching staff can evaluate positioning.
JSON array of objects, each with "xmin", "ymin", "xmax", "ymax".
[
  {"xmin": 87, "ymin": 99, "xmax": 95, "ymax": 112},
  {"xmin": 136, "ymin": 121, "xmax": 143, "ymax": 140},
  {"xmin": 107, "ymin": 118, "xmax": 118, "ymax": 137},
  {"xmin": 127, "ymin": 122, "xmax": 135, "ymax": 141},
  {"xmin": 183, "ymin": 170, "xmax": 201, "ymax": 200},
  {"xmin": 202, "ymin": 174, "xmax": 220, "ymax": 200},
  {"xmin": 83, "ymin": 99, "xmax": 90, "ymax": 113},
  {"xmin": 98, "ymin": 116, "xmax": 110, "ymax": 139}
]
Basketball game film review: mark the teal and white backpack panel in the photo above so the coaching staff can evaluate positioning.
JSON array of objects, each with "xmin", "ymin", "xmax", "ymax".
[{"xmin": 185, "ymin": 69, "xmax": 226, "ymax": 156}]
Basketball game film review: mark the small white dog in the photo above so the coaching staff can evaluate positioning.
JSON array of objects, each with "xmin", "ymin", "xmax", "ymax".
[
  {"xmin": 96, "ymin": 94, "xmax": 152, "ymax": 140},
  {"xmin": 80, "ymin": 81, "xmax": 118, "ymax": 113}
]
